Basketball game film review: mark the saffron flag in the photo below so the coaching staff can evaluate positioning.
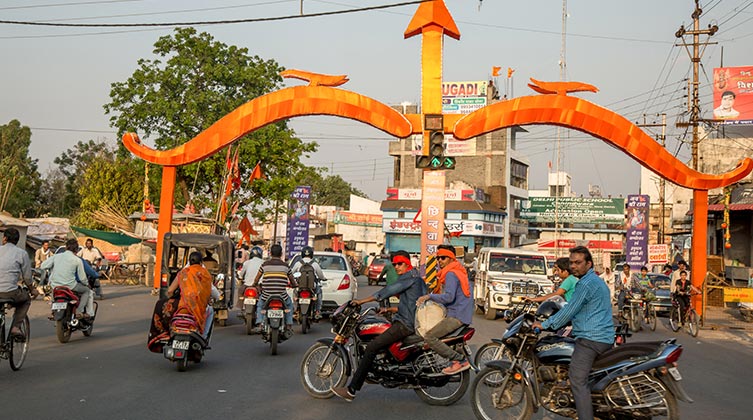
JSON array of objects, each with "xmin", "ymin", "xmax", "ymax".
[
  {"xmin": 507, "ymin": 67, "xmax": 515, "ymax": 78},
  {"xmin": 249, "ymin": 162, "xmax": 264, "ymax": 183},
  {"xmin": 492, "ymin": 66, "xmax": 502, "ymax": 77}
]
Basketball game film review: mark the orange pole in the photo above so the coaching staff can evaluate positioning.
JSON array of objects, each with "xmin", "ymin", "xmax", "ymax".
[
  {"xmin": 154, "ymin": 166, "xmax": 176, "ymax": 289},
  {"xmin": 691, "ymin": 189, "xmax": 708, "ymax": 316}
]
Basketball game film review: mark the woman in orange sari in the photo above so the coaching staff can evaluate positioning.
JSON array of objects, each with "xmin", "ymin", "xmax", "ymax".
[{"xmin": 147, "ymin": 252, "xmax": 213, "ymax": 352}]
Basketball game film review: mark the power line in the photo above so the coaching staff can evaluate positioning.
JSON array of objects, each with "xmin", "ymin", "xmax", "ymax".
[
  {"xmin": 0, "ymin": 0, "xmax": 141, "ymax": 10},
  {"xmin": 0, "ymin": 0, "xmax": 430, "ymax": 27}
]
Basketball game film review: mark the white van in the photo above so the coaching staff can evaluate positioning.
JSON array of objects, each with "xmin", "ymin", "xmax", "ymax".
[{"xmin": 474, "ymin": 247, "xmax": 554, "ymax": 320}]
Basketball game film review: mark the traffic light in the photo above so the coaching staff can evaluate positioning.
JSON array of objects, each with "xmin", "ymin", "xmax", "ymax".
[{"xmin": 415, "ymin": 114, "xmax": 455, "ymax": 170}]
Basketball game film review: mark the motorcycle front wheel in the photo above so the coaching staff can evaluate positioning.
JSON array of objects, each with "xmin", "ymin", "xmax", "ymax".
[
  {"xmin": 474, "ymin": 342, "xmax": 514, "ymax": 370},
  {"xmin": 649, "ymin": 306, "xmax": 657, "ymax": 331},
  {"xmin": 471, "ymin": 366, "xmax": 533, "ymax": 420},
  {"xmin": 629, "ymin": 307, "xmax": 641, "ymax": 332},
  {"xmin": 414, "ymin": 368, "xmax": 470, "ymax": 406},
  {"xmin": 300, "ymin": 342, "xmax": 347, "ymax": 398}
]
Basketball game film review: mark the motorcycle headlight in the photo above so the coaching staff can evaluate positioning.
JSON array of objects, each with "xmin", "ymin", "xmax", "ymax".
[{"xmin": 491, "ymin": 282, "xmax": 511, "ymax": 293}]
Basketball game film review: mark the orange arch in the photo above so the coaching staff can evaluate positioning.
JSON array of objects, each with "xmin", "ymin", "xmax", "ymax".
[
  {"xmin": 453, "ymin": 94, "xmax": 753, "ymax": 190},
  {"xmin": 122, "ymin": 86, "xmax": 413, "ymax": 166}
]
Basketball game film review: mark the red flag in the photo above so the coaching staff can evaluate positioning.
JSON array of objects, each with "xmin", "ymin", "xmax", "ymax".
[
  {"xmin": 229, "ymin": 200, "xmax": 240, "ymax": 217},
  {"xmin": 239, "ymin": 216, "xmax": 258, "ymax": 243},
  {"xmin": 249, "ymin": 162, "xmax": 264, "ymax": 184},
  {"xmin": 225, "ymin": 146, "xmax": 232, "ymax": 170},
  {"xmin": 219, "ymin": 197, "xmax": 228, "ymax": 223},
  {"xmin": 492, "ymin": 66, "xmax": 502, "ymax": 77},
  {"xmin": 449, "ymin": 230, "xmax": 463, "ymax": 238},
  {"xmin": 231, "ymin": 151, "xmax": 241, "ymax": 190}
]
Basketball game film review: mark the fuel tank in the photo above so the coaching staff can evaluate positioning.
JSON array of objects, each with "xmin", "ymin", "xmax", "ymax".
[
  {"xmin": 535, "ymin": 335, "xmax": 575, "ymax": 365},
  {"xmin": 356, "ymin": 316, "xmax": 391, "ymax": 341}
]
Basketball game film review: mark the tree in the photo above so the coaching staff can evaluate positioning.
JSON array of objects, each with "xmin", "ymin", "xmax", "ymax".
[
  {"xmin": 104, "ymin": 27, "xmax": 316, "ymax": 216},
  {"xmin": 48, "ymin": 140, "xmax": 115, "ymax": 217},
  {"xmin": 299, "ymin": 171, "xmax": 368, "ymax": 208},
  {"xmin": 0, "ymin": 120, "xmax": 41, "ymax": 216}
]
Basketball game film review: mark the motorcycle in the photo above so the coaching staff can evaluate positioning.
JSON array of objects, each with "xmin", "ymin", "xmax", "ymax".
[
  {"xmin": 162, "ymin": 311, "xmax": 213, "ymax": 372},
  {"xmin": 240, "ymin": 286, "xmax": 259, "ymax": 335},
  {"xmin": 300, "ymin": 302, "xmax": 475, "ymax": 406},
  {"xmin": 469, "ymin": 311, "xmax": 692, "ymax": 420},
  {"xmin": 295, "ymin": 287, "xmax": 317, "ymax": 334},
  {"xmin": 50, "ymin": 286, "xmax": 98, "ymax": 343},
  {"xmin": 621, "ymin": 290, "xmax": 649, "ymax": 333},
  {"xmin": 260, "ymin": 296, "xmax": 292, "ymax": 355}
]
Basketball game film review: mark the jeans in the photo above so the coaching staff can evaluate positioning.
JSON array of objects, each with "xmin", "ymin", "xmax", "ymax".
[
  {"xmin": 203, "ymin": 306, "xmax": 214, "ymax": 339},
  {"xmin": 570, "ymin": 338, "xmax": 613, "ymax": 420},
  {"xmin": 349, "ymin": 321, "xmax": 413, "ymax": 393},
  {"xmin": 256, "ymin": 294, "xmax": 294, "ymax": 326},
  {"xmin": 422, "ymin": 317, "xmax": 464, "ymax": 360},
  {"xmin": 72, "ymin": 283, "xmax": 95, "ymax": 316},
  {"xmin": 0, "ymin": 288, "xmax": 31, "ymax": 329},
  {"xmin": 315, "ymin": 284, "xmax": 323, "ymax": 313}
]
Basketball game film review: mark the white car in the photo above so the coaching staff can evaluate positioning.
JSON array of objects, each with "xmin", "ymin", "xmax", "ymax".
[{"xmin": 289, "ymin": 251, "xmax": 358, "ymax": 314}]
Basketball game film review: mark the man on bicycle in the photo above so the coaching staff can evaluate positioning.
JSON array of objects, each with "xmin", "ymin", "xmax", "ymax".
[
  {"xmin": 0, "ymin": 228, "xmax": 37, "ymax": 340},
  {"xmin": 673, "ymin": 270, "xmax": 700, "ymax": 325}
]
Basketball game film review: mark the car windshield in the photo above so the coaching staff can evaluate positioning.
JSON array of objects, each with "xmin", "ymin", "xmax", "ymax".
[
  {"xmin": 650, "ymin": 274, "xmax": 672, "ymax": 289},
  {"xmin": 489, "ymin": 253, "xmax": 547, "ymax": 275},
  {"xmin": 372, "ymin": 258, "xmax": 388, "ymax": 266},
  {"xmin": 315, "ymin": 255, "xmax": 347, "ymax": 271}
]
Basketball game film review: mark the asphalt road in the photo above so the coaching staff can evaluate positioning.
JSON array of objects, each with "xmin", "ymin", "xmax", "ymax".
[{"xmin": 1, "ymin": 278, "xmax": 751, "ymax": 420}]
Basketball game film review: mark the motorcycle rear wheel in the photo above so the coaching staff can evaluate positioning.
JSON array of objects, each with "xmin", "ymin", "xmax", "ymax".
[
  {"xmin": 9, "ymin": 316, "xmax": 30, "ymax": 371},
  {"xmin": 244, "ymin": 314, "xmax": 255, "ymax": 335},
  {"xmin": 471, "ymin": 366, "xmax": 533, "ymax": 420},
  {"xmin": 176, "ymin": 358, "xmax": 188, "ymax": 372},
  {"xmin": 270, "ymin": 328, "xmax": 279, "ymax": 355},
  {"xmin": 300, "ymin": 342, "xmax": 347, "ymax": 398},
  {"xmin": 55, "ymin": 319, "xmax": 71, "ymax": 343},
  {"xmin": 414, "ymin": 368, "xmax": 470, "ymax": 406},
  {"xmin": 301, "ymin": 315, "xmax": 309, "ymax": 334}
]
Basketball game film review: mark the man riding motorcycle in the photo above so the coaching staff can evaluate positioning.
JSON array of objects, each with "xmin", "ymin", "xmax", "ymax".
[
  {"xmin": 290, "ymin": 246, "xmax": 324, "ymax": 319},
  {"xmin": 41, "ymin": 239, "xmax": 95, "ymax": 320},
  {"xmin": 0, "ymin": 228, "xmax": 37, "ymax": 340},
  {"xmin": 251, "ymin": 244, "xmax": 297, "ymax": 334},
  {"xmin": 332, "ymin": 250, "xmax": 426, "ymax": 402},
  {"xmin": 239, "ymin": 246, "xmax": 264, "ymax": 298}
]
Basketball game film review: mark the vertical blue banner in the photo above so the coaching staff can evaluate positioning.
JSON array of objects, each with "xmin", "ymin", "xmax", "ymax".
[
  {"xmin": 286, "ymin": 186, "xmax": 311, "ymax": 260},
  {"xmin": 625, "ymin": 194, "xmax": 650, "ymax": 270}
]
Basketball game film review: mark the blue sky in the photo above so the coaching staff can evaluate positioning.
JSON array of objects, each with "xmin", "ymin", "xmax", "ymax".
[{"xmin": 1, "ymin": 0, "xmax": 751, "ymax": 201}]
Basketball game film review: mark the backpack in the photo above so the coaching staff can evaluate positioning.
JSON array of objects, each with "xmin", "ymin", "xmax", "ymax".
[{"xmin": 298, "ymin": 261, "xmax": 318, "ymax": 290}]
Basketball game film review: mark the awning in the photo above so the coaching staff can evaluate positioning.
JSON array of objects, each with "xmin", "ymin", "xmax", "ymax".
[
  {"xmin": 707, "ymin": 203, "xmax": 753, "ymax": 212},
  {"xmin": 72, "ymin": 226, "xmax": 142, "ymax": 246}
]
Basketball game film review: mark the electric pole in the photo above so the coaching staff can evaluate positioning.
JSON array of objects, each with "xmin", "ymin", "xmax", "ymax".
[
  {"xmin": 675, "ymin": 0, "xmax": 718, "ymax": 170},
  {"xmin": 638, "ymin": 114, "xmax": 667, "ymax": 244}
]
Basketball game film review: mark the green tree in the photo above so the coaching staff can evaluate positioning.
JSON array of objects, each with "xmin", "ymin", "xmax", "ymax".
[
  {"xmin": 48, "ymin": 140, "xmax": 115, "ymax": 217},
  {"xmin": 0, "ymin": 120, "xmax": 41, "ymax": 216},
  {"xmin": 104, "ymin": 27, "xmax": 316, "ymax": 216}
]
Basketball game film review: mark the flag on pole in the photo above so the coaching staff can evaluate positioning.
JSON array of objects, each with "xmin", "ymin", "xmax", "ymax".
[
  {"xmin": 249, "ymin": 162, "xmax": 264, "ymax": 184},
  {"xmin": 507, "ymin": 67, "xmax": 515, "ymax": 78},
  {"xmin": 492, "ymin": 66, "xmax": 502, "ymax": 77}
]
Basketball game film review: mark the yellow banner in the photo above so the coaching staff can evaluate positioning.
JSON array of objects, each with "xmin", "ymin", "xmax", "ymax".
[{"xmin": 723, "ymin": 287, "xmax": 753, "ymax": 303}]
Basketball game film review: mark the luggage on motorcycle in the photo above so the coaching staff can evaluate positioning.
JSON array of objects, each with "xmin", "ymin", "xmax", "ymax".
[
  {"xmin": 298, "ymin": 261, "xmax": 317, "ymax": 290},
  {"xmin": 415, "ymin": 300, "xmax": 446, "ymax": 337}
]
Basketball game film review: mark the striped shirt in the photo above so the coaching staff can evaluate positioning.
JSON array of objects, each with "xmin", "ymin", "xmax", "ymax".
[
  {"xmin": 256, "ymin": 258, "xmax": 296, "ymax": 300},
  {"xmin": 542, "ymin": 268, "xmax": 614, "ymax": 345}
]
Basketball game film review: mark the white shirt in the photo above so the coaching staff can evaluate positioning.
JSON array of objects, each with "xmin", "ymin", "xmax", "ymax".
[{"xmin": 239, "ymin": 257, "xmax": 264, "ymax": 287}]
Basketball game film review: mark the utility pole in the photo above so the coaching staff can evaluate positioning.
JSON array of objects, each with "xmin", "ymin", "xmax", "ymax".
[
  {"xmin": 638, "ymin": 114, "xmax": 667, "ymax": 244},
  {"xmin": 675, "ymin": 0, "xmax": 718, "ymax": 170}
]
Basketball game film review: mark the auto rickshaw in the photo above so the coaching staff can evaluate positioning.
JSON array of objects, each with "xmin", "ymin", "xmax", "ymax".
[{"xmin": 160, "ymin": 233, "xmax": 235, "ymax": 326}]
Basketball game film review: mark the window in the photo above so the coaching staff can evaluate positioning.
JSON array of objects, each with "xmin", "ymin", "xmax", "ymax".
[
  {"xmin": 461, "ymin": 213, "xmax": 468, "ymax": 220},
  {"xmin": 510, "ymin": 159, "xmax": 528, "ymax": 189}
]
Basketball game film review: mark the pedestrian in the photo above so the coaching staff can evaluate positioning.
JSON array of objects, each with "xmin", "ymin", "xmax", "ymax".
[{"xmin": 35, "ymin": 240, "xmax": 53, "ymax": 268}]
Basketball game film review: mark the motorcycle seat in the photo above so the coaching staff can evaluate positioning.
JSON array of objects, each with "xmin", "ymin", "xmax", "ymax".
[
  {"xmin": 401, "ymin": 325, "xmax": 470, "ymax": 347},
  {"xmin": 0, "ymin": 298, "xmax": 15, "ymax": 305},
  {"xmin": 592, "ymin": 341, "xmax": 664, "ymax": 370}
]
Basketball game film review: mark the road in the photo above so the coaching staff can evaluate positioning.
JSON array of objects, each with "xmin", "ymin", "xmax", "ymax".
[{"xmin": 1, "ymin": 277, "xmax": 751, "ymax": 420}]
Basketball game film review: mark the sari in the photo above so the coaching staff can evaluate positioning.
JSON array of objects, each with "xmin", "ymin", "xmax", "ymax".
[
  {"xmin": 173, "ymin": 264, "xmax": 213, "ymax": 334},
  {"xmin": 147, "ymin": 297, "xmax": 179, "ymax": 353}
]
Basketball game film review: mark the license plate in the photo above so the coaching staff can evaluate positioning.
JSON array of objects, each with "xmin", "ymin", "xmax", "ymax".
[
  {"xmin": 668, "ymin": 367, "xmax": 682, "ymax": 381},
  {"xmin": 389, "ymin": 296, "xmax": 399, "ymax": 304},
  {"xmin": 299, "ymin": 298, "xmax": 311, "ymax": 304},
  {"xmin": 267, "ymin": 309, "xmax": 284, "ymax": 318},
  {"xmin": 52, "ymin": 302, "xmax": 67, "ymax": 310},
  {"xmin": 243, "ymin": 298, "xmax": 257, "ymax": 305},
  {"xmin": 173, "ymin": 340, "xmax": 190, "ymax": 350}
]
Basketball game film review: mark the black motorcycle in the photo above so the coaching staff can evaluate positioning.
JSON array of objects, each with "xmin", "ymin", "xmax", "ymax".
[
  {"xmin": 295, "ymin": 288, "xmax": 316, "ymax": 334},
  {"xmin": 163, "ymin": 312, "xmax": 213, "ymax": 372},
  {"xmin": 260, "ymin": 296, "xmax": 292, "ymax": 355},
  {"xmin": 300, "ymin": 302, "xmax": 475, "ymax": 406},
  {"xmin": 469, "ymin": 311, "xmax": 692, "ymax": 419}
]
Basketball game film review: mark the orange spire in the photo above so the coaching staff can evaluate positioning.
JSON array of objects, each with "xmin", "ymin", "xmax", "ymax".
[{"xmin": 404, "ymin": 0, "xmax": 460, "ymax": 40}]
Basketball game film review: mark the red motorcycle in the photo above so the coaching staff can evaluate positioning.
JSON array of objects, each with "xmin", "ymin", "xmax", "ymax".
[
  {"xmin": 50, "ymin": 286, "xmax": 97, "ymax": 343},
  {"xmin": 300, "ymin": 302, "xmax": 475, "ymax": 406}
]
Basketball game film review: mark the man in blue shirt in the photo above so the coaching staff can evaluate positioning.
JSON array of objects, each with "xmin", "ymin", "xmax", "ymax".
[
  {"xmin": 0, "ymin": 228, "xmax": 37, "ymax": 339},
  {"xmin": 332, "ymin": 250, "xmax": 426, "ymax": 402},
  {"xmin": 533, "ymin": 246, "xmax": 613, "ymax": 420},
  {"xmin": 416, "ymin": 244, "xmax": 473, "ymax": 375}
]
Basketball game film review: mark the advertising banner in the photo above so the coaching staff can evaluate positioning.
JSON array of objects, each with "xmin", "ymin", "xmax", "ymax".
[
  {"xmin": 625, "ymin": 194, "xmax": 650, "ymax": 269},
  {"xmin": 285, "ymin": 186, "xmax": 311, "ymax": 260},
  {"xmin": 442, "ymin": 80, "xmax": 488, "ymax": 115},
  {"xmin": 538, "ymin": 239, "xmax": 623, "ymax": 252},
  {"xmin": 520, "ymin": 197, "xmax": 626, "ymax": 224},
  {"xmin": 411, "ymin": 134, "xmax": 476, "ymax": 156},
  {"xmin": 648, "ymin": 244, "xmax": 669, "ymax": 265},
  {"xmin": 713, "ymin": 66, "xmax": 753, "ymax": 125},
  {"xmin": 385, "ymin": 188, "xmax": 475, "ymax": 201},
  {"xmin": 333, "ymin": 211, "xmax": 382, "ymax": 227}
]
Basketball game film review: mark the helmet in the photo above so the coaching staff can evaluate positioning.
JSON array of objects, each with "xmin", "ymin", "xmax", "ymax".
[
  {"xmin": 250, "ymin": 246, "xmax": 263, "ymax": 259},
  {"xmin": 301, "ymin": 246, "xmax": 314, "ymax": 259},
  {"xmin": 536, "ymin": 300, "xmax": 563, "ymax": 319}
]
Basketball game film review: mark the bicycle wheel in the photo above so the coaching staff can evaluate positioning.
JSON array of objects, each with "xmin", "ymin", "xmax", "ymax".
[
  {"xmin": 9, "ymin": 316, "xmax": 30, "ymax": 371},
  {"xmin": 669, "ymin": 307, "xmax": 680, "ymax": 332},
  {"xmin": 111, "ymin": 266, "xmax": 127, "ymax": 285},
  {"xmin": 686, "ymin": 310, "xmax": 699, "ymax": 337}
]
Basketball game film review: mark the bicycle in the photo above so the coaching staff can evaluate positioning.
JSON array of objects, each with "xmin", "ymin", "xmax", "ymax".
[
  {"xmin": 669, "ymin": 293, "xmax": 699, "ymax": 337},
  {"xmin": 0, "ymin": 293, "xmax": 31, "ymax": 371}
]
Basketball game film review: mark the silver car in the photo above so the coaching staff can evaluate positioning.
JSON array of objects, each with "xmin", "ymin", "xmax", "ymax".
[{"xmin": 289, "ymin": 251, "xmax": 358, "ymax": 314}]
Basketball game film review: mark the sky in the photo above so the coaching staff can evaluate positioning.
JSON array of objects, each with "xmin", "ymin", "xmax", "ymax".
[{"xmin": 1, "ymin": 0, "xmax": 752, "ymax": 202}]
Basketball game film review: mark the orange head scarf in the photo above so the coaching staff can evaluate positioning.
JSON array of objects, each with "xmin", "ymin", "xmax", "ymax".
[{"xmin": 437, "ymin": 250, "xmax": 471, "ymax": 297}]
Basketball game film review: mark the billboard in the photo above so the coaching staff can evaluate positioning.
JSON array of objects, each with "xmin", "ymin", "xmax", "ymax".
[
  {"xmin": 285, "ymin": 186, "xmax": 311, "ymax": 260},
  {"xmin": 519, "ymin": 197, "xmax": 626, "ymax": 224},
  {"xmin": 625, "ymin": 194, "xmax": 650, "ymax": 270},
  {"xmin": 713, "ymin": 66, "xmax": 753, "ymax": 124}
]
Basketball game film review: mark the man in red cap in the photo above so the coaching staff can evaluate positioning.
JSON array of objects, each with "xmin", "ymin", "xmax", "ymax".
[
  {"xmin": 332, "ymin": 250, "xmax": 426, "ymax": 402},
  {"xmin": 417, "ymin": 244, "xmax": 473, "ymax": 375}
]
